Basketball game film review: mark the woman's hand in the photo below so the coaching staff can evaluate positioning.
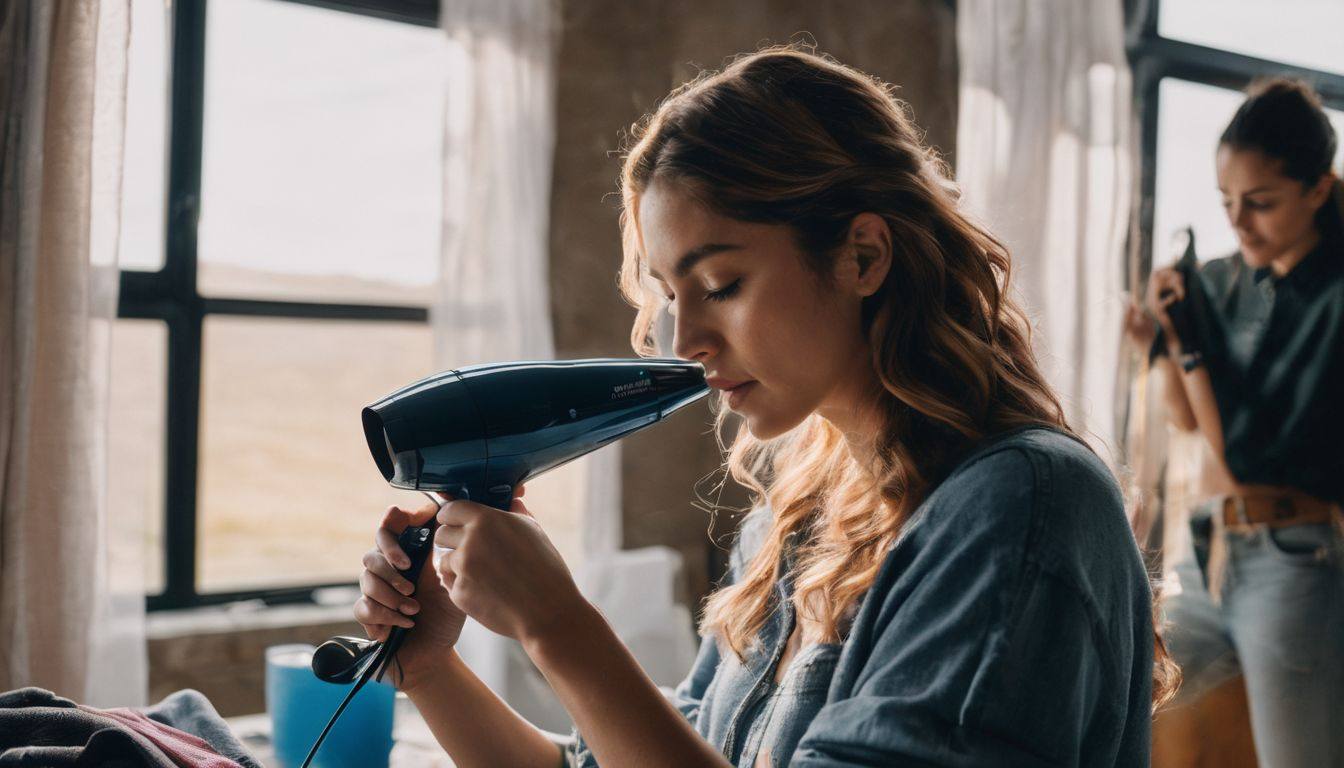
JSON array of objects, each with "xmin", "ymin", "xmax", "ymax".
[
  {"xmin": 1144, "ymin": 266, "xmax": 1186, "ymax": 355},
  {"xmin": 1122, "ymin": 297, "xmax": 1157, "ymax": 351},
  {"xmin": 354, "ymin": 500, "xmax": 465, "ymax": 690},
  {"xmin": 433, "ymin": 490, "xmax": 588, "ymax": 647}
]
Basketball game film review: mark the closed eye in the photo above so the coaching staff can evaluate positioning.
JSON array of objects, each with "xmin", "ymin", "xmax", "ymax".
[{"xmin": 705, "ymin": 279, "xmax": 742, "ymax": 302}]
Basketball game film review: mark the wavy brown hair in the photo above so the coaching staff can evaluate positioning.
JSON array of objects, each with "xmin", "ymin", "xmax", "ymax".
[{"xmin": 616, "ymin": 46, "xmax": 1178, "ymax": 710}]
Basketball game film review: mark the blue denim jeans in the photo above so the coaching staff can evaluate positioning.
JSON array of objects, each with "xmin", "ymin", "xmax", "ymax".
[{"xmin": 1163, "ymin": 500, "xmax": 1344, "ymax": 767}]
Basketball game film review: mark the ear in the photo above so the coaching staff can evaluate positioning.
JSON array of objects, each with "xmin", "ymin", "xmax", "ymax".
[
  {"xmin": 1307, "ymin": 172, "xmax": 1337, "ymax": 210},
  {"xmin": 838, "ymin": 213, "xmax": 892, "ymax": 298}
]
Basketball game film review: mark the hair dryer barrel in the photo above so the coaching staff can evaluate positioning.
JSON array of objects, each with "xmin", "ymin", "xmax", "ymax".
[{"xmin": 361, "ymin": 358, "xmax": 708, "ymax": 498}]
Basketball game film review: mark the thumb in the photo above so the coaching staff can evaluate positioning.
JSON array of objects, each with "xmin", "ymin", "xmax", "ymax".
[{"xmin": 510, "ymin": 497, "xmax": 536, "ymax": 519}]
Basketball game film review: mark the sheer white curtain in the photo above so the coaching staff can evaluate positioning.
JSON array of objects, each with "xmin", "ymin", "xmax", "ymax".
[
  {"xmin": 0, "ymin": 1, "xmax": 143, "ymax": 706},
  {"xmin": 956, "ymin": 0, "xmax": 1132, "ymax": 460},
  {"xmin": 433, "ymin": 0, "xmax": 624, "ymax": 730}
]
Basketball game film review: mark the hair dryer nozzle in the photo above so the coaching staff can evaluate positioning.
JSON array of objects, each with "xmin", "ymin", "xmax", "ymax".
[{"xmin": 361, "ymin": 358, "xmax": 707, "ymax": 498}]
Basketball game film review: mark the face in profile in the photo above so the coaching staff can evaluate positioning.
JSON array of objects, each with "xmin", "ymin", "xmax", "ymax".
[
  {"xmin": 1216, "ymin": 145, "xmax": 1332, "ymax": 271},
  {"xmin": 637, "ymin": 181, "xmax": 877, "ymax": 441}
]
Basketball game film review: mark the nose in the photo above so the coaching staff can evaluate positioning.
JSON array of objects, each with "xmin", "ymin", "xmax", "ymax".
[
  {"xmin": 1229, "ymin": 201, "xmax": 1252, "ymax": 232},
  {"xmin": 671, "ymin": 304, "xmax": 720, "ymax": 362}
]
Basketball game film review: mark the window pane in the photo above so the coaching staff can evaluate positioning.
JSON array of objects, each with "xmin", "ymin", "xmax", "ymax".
[
  {"xmin": 119, "ymin": 0, "xmax": 170, "ymax": 271},
  {"xmin": 197, "ymin": 317, "xmax": 434, "ymax": 591},
  {"xmin": 108, "ymin": 320, "xmax": 167, "ymax": 594},
  {"xmin": 1159, "ymin": 0, "xmax": 1344, "ymax": 76},
  {"xmin": 1152, "ymin": 78, "xmax": 1344, "ymax": 268},
  {"xmin": 198, "ymin": 0, "xmax": 446, "ymax": 306}
]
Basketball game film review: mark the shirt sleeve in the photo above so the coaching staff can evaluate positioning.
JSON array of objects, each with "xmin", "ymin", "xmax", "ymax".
[{"xmin": 790, "ymin": 450, "xmax": 1111, "ymax": 767}]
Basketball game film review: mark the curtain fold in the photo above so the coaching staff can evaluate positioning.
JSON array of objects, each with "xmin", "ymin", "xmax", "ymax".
[
  {"xmin": 0, "ymin": 0, "xmax": 141, "ymax": 706},
  {"xmin": 956, "ymin": 0, "xmax": 1132, "ymax": 462},
  {"xmin": 434, "ymin": 0, "xmax": 627, "ymax": 730}
]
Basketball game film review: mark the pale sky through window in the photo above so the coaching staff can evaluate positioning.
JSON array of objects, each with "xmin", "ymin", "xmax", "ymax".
[{"xmin": 120, "ymin": 0, "xmax": 447, "ymax": 289}]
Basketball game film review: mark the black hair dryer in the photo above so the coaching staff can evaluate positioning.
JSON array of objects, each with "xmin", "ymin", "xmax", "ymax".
[{"xmin": 301, "ymin": 358, "xmax": 708, "ymax": 767}]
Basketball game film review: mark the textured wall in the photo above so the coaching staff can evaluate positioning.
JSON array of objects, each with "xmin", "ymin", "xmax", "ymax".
[{"xmin": 548, "ymin": 0, "xmax": 959, "ymax": 611}]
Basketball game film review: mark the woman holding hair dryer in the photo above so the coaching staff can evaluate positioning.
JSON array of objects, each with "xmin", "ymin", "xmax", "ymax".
[{"xmin": 356, "ymin": 47, "xmax": 1175, "ymax": 767}]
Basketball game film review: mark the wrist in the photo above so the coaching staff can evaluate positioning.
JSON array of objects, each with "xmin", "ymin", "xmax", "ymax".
[
  {"xmin": 400, "ymin": 649, "xmax": 463, "ymax": 697},
  {"xmin": 521, "ymin": 596, "xmax": 604, "ymax": 664}
]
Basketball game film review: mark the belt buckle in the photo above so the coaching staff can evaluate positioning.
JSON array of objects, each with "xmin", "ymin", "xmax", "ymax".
[{"xmin": 1232, "ymin": 496, "xmax": 1251, "ymax": 527}]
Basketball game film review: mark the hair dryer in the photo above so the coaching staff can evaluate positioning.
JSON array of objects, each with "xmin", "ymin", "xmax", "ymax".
[{"xmin": 302, "ymin": 358, "xmax": 708, "ymax": 767}]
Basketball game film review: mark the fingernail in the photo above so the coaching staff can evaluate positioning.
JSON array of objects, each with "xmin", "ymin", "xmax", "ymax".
[
  {"xmin": 397, "ymin": 581, "xmax": 414, "ymax": 596},
  {"xmin": 401, "ymin": 602, "xmax": 418, "ymax": 615},
  {"xmin": 397, "ymin": 557, "xmax": 411, "ymax": 569}
]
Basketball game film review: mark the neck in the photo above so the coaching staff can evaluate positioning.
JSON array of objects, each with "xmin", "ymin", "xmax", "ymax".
[
  {"xmin": 1269, "ymin": 227, "xmax": 1321, "ymax": 278},
  {"xmin": 817, "ymin": 378, "xmax": 885, "ymax": 471}
]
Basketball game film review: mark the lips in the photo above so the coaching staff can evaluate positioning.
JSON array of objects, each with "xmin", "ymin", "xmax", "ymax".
[
  {"xmin": 706, "ymin": 376, "xmax": 751, "ymax": 390},
  {"xmin": 705, "ymin": 377, "xmax": 755, "ymax": 408}
]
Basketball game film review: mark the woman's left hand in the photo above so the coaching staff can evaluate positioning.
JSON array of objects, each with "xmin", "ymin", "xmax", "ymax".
[{"xmin": 433, "ymin": 489, "xmax": 588, "ymax": 645}]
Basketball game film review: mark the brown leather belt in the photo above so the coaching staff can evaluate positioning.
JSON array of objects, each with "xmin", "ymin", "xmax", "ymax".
[{"xmin": 1219, "ymin": 493, "xmax": 1340, "ymax": 529}]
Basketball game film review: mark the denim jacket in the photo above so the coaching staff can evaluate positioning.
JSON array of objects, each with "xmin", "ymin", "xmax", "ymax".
[{"xmin": 568, "ymin": 426, "xmax": 1154, "ymax": 767}]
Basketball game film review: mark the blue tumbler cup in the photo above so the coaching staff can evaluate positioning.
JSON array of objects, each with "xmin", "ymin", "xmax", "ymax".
[{"xmin": 265, "ymin": 643, "xmax": 395, "ymax": 768}]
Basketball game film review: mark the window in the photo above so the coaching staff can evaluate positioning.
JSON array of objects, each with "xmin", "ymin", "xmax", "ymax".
[
  {"xmin": 115, "ymin": 0, "xmax": 446, "ymax": 610},
  {"xmin": 1128, "ymin": 0, "xmax": 1344, "ymax": 273}
]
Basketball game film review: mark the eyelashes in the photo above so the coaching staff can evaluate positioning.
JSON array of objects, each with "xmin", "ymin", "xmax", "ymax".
[
  {"xmin": 705, "ymin": 278, "xmax": 742, "ymax": 302},
  {"xmin": 660, "ymin": 278, "xmax": 744, "ymax": 306}
]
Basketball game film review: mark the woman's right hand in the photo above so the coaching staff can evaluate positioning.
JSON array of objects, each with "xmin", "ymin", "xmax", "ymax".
[
  {"xmin": 1144, "ymin": 266, "xmax": 1186, "ymax": 355},
  {"xmin": 354, "ymin": 500, "xmax": 466, "ymax": 690}
]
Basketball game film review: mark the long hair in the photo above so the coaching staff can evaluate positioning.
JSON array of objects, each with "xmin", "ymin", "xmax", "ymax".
[{"xmin": 616, "ymin": 46, "xmax": 1179, "ymax": 710}]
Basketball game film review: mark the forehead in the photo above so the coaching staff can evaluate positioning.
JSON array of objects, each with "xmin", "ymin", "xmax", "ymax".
[
  {"xmin": 1216, "ymin": 146, "xmax": 1293, "ymax": 187},
  {"xmin": 636, "ymin": 182, "xmax": 798, "ymax": 278}
]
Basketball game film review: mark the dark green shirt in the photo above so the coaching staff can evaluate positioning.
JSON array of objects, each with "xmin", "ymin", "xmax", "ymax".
[{"xmin": 1160, "ymin": 241, "xmax": 1344, "ymax": 504}]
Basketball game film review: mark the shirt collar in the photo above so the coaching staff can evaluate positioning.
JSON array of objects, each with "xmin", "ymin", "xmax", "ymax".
[{"xmin": 1251, "ymin": 236, "xmax": 1338, "ymax": 291}]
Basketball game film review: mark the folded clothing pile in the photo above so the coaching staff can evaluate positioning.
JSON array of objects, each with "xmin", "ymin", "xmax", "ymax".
[{"xmin": 0, "ymin": 687, "xmax": 262, "ymax": 767}]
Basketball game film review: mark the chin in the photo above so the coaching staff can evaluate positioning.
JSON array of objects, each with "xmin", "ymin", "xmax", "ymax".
[
  {"xmin": 1239, "ymin": 242, "xmax": 1276, "ymax": 268},
  {"xmin": 741, "ymin": 408, "xmax": 810, "ymax": 442}
]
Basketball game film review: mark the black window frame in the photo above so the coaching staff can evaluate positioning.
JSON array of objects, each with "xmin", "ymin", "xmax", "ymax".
[
  {"xmin": 127, "ymin": 0, "xmax": 440, "ymax": 612},
  {"xmin": 1126, "ymin": 0, "xmax": 1344, "ymax": 279}
]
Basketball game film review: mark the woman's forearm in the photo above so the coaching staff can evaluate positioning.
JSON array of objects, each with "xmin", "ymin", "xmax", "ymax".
[
  {"xmin": 402, "ymin": 650, "xmax": 563, "ymax": 768},
  {"xmin": 1178, "ymin": 364, "xmax": 1225, "ymax": 457},
  {"xmin": 524, "ymin": 602, "xmax": 731, "ymax": 768},
  {"xmin": 1157, "ymin": 354, "xmax": 1199, "ymax": 431}
]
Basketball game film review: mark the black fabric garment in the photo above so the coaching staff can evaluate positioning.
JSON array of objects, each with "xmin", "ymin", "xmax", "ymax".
[
  {"xmin": 1152, "ymin": 235, "xmax": 1344, "ymax": 505},
  {"xmin": 0, "ymin": 687, "xmax": 262, "ymax": 768}
]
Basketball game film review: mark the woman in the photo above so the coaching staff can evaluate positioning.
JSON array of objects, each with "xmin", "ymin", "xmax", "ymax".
[
  {"xmin": 356, "ymin": 48, "xmax": 1173, "ymax": 767},
  {"xmin": 1125, "ymin": 78, "xmax": 1344, "ymax": 766}
]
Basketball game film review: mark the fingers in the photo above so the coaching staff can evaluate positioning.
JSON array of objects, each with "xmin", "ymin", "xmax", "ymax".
[
  {"xmin": 436, "ymin": 499, "xmax": 483, "ymax": 527},
  {"xmin": 362, "ymin": 548, "xmax": 416, "ymax": 596},
  {"xmin": 434, "ymin": 524, "xmax": 465, "ymax": 549},
  {"xmin": 511, "ymin": 496, "xmax": 535, "ymax": 518},
  {"xmin": 354, "ymin": 595, "xmax": 415, "ymax": 631},
  {"xmin": 359, "ymin": 567, "xmax": 420, "ymax": 616},
  {"xmin": 377, "ymin": 504, "xmax": 437, "ymax": 569}
]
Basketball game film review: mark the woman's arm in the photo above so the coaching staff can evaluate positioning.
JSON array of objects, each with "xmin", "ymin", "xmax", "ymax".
[
  {"xmin": 433, "ymin": 498, "xmax": 731, "ymax": 768},
  {"xmin": 1155, "ymin": 353, "xmax": 1199, "ymax": 432},
  {"xmin": 401, "ymin": 651, "xmax": 564, "ymax": 768},
  {"xmin": 1124, "ymin": 299, "xmax": 1198, "ymax": 432},
  {"xmin": 523, "ymin": 602, "xmax": 731, "ymax": 768},
  {"xmin": 1174, "ymin": 361, "xmax": 1225, "ymax": 458}
]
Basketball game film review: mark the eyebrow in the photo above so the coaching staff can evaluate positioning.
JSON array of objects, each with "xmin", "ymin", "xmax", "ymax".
[
  {"xmin": 1220, "ymin": 185, "xmax": 1279, "ymax": 195},
  {"xmin": 648, "ymin": 243, "xmax": 743, "ymax": 281}
]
